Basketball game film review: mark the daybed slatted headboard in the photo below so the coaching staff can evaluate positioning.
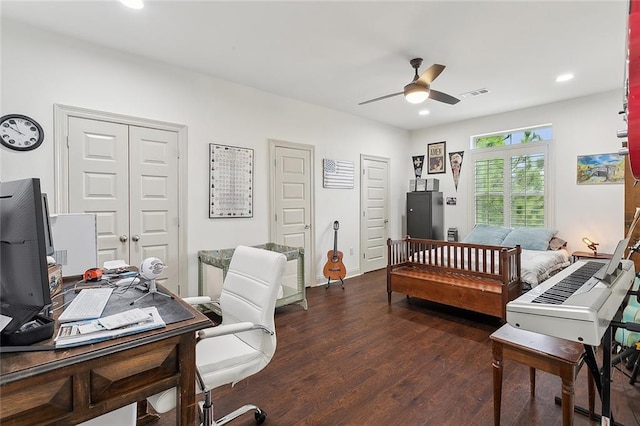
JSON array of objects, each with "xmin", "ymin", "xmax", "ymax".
[{"xmin": 387, "ymin": 237, "xmax": 521, "ymax": 283}]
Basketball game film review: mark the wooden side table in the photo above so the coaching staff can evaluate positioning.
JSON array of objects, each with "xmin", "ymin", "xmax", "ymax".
[
  {"xmin": 571, "ymin": 251, "xmax": 613, "ymax": 263},
  {"xmin": 490, "ymin": 324, "xmax": 594, "ymax": 426}
]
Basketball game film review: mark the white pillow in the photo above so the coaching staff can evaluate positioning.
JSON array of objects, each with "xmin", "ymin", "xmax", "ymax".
[
  {"xmin": 501, "ymin": 227, "xmax": 557, "ymax": 251},
  {"xmin": 462, "ymin": 224, "xmax": 513, "ymax": 246}
]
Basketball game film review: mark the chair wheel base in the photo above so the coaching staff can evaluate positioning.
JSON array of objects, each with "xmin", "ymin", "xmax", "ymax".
[{"xmin": 255, "ymin": 410, "xmax": 266, "ymax": 424}]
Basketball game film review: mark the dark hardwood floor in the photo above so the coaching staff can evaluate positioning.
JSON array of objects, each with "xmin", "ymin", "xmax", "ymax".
[{"xmin": 153, "ymin": 269, "xmax": 640, "ymax": 425}]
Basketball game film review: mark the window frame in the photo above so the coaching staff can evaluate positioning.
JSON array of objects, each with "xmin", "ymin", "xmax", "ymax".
[{"xmin": 468, "ymin": 138, "xmax": 553, "ymax": 231}]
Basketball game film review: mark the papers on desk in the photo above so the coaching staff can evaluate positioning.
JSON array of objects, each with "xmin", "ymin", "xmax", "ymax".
[
  {"xmin": 54, "ymin": 307, "xmax": 165, "ymax": 348},
  {"xmin": 0, "ymin": 314, "xmax": 12, "ymax": 333}
]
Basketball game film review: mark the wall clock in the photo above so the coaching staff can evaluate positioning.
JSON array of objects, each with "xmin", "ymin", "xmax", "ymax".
[{"xmin": 0, "ymin": 114, "xmax": 44, "ymax": 151}]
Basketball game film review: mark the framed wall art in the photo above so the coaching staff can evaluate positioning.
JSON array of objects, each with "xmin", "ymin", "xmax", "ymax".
[
  {"xmin": 576, "ymin": 153, "xmax": 624, "ymax": 185},
  {"xmin": 209, "ymin": 143, "xmax": 253, "ymax": 218},
  {"xmin": 323, "ymin": 158, "xmax": 354, "ymax": 189},
  {"xmin": 427, "ymin": 141, "xmax": 446, "ymax": 174}
]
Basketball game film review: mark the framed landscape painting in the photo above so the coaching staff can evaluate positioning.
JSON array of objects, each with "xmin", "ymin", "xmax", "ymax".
[{"xmin": 576, "ymin": 153, "xmax": 624, "ymax": 185}]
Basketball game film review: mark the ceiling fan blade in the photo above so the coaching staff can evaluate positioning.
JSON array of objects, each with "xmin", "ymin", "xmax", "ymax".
[
  {"xmin": 417, "ymin": 64, "xmax": 446, "ymax": 85},
  {"xmin": 429, "ymin": 89, "xmax": 460, "ymax": 105},
  {"xmin": 358, "ymin": 91, "xmax": 403, "ymax": 105}
]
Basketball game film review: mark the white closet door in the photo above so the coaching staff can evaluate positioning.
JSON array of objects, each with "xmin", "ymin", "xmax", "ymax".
[
  {"xmin": 67, "ymin": 118, "xmax": 179, "ymax": 294},
  {"xmin": 68, "ymin": 117, "xmax": 130, "ymax": 265},
  {"xmin": 128, "ymin": 126, "xmax": 179, "ymax": 290}
]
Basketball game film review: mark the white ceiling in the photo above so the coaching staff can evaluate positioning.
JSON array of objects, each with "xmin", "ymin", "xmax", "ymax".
[{"xmin": 1, "ymin": 0, "xmax": 630, "ymax": 131}]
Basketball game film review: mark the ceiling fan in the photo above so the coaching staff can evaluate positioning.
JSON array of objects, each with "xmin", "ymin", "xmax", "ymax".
[{"xmin": 358, "ymin": 58, "xmax": 460, "ymax": 106}]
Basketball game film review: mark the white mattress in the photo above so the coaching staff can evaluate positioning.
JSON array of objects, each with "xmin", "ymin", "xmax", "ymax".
[{"xmin": 520, "ymin": 248, "xmax": 570, "ymax": 287}]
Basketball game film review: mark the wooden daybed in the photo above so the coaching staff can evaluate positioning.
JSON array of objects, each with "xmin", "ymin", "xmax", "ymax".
[{"xmin": 387, "ymin": 237, "xmax": 522, "ymax": 321}]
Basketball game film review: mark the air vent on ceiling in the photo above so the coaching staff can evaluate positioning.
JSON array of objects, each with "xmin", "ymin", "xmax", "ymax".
[{"xmin": 459, "ymin": 88, "xmax": 490, "ymax": 98}]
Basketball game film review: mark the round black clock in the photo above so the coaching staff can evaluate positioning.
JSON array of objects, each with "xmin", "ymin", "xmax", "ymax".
[{"xmin": 0, "ymin": 114, "xmax": 44, "ymax": 151}]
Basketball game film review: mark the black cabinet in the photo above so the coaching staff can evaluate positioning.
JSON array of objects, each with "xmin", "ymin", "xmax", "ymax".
[{"xmin": 406, "ymin": 191, "xmax": 444, "ymax": 240}]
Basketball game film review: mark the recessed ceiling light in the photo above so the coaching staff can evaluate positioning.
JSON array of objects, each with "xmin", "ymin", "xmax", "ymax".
[
  {"xmin": 120, "ymin": 0, "xmax": 144, "ymax": 9},
  {"xmin": 418, "ymin": 110, "xmax": 430, "ymax": 116},
  {"xmin": 556, "ymin": 73, "xmax": 574, "ymax": 83}
]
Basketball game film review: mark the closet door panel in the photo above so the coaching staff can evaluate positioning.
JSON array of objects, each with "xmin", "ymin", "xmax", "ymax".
[
  {"xmin": 68, "ymin": 117, "xmax": 129, "ymax": 266},
  {"xmin": 129, "ymin": 126, "xmax": 179, "ymax": 292}
]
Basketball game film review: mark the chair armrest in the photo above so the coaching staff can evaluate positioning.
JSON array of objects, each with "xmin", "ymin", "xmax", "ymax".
[
  {"xmin": 183, "ymin": 296, "xmax": 213, "ymax": 305},
  {"xmin": 197, "ymin": 322, "xmax": 274, "ymax": 339}
]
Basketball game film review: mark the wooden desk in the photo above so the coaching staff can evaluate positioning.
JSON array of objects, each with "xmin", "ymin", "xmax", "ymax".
[
  {"xmin": 490, "ymin": 324, "xmax": 594, "ymax": 426},
  {"xmin": 0, "ymin": 293, "xmax": 210, "ymax": 425}
]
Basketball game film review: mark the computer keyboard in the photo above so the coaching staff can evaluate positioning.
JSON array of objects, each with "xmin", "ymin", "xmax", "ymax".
[{"xmin": 58, "ymin": 288, "xmax": 113, "ymax": 323}]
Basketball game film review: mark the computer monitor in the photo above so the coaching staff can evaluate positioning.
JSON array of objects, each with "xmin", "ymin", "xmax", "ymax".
[
  {"xmin": 0, "ymin": 178, "xmax": 55, "ymax": 344},
  {"xmin": 41, "ymin": 193, "xmax": 55, "ymax": 256}
]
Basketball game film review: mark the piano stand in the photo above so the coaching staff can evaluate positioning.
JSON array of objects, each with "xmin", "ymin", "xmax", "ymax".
[
  {"xmin": 587, "ymin": 320, "xmax": 640, "ymax": 426},
  {"xmin": 573, "ymin": 326, "xmax": 622, "ymax": 425}
]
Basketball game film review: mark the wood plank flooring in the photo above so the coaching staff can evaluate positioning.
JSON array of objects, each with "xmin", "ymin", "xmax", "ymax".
[{"xmin": 153, "ymin": 269, "xmax": 640, "ymax": 425}]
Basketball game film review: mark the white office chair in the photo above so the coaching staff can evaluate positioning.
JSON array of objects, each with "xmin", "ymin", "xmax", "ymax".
[
  {"xmin": 77, "ymin": 403, "xmax": 137, "ymax": 425},
  {"xmin": 147, "ymin": 245, "xmax": 286, "ymax": 425}
]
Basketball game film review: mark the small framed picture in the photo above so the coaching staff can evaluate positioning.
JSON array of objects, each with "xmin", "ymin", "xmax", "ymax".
[{"xmin": 427, "ymin": 141, "xmax": 446, "ymax": 174}]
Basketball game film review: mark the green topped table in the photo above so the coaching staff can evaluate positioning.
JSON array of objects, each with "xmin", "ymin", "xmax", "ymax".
[{"xmin": 198, "ymin": 243, "xmax": 307, "ymax": 314}]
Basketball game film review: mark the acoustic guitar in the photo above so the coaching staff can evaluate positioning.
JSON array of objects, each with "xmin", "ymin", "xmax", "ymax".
[{"xmin": 323, "ymin": 220, "xmax": 346, "ymax": 288}]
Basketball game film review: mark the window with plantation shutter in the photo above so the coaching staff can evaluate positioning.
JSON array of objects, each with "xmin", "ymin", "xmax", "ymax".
[
  {"xmin": 474, "ymin": 157, "xmax": 504, "ymax": 225},
  {"xmin": 471, "ymin": 125, "xmax": 552, "ymax": 229},
  {"xmin": 510, "ymin": 153, "xmax": 545, "ymax": 227}
]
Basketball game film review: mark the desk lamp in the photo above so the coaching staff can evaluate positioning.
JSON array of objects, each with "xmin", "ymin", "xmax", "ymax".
[{"xmin": 582, "ymin": 237, "xmax": 599, "ymax": 255}]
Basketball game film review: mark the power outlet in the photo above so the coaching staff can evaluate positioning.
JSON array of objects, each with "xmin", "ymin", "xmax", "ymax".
[{"xmin": 349, "ymin": 247, "xmax": 354, "ymax": 255}]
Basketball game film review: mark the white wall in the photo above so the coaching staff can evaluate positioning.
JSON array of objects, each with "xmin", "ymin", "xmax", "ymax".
[
  {"xmin": 2, "ymin": 20, "xmax": 628, "ymax": 295},
  {"xmin": 409, "ymin": 90, "xmax": 626, "ymax": 254},
  {"xmin": 0, "ymin": 20, "xmax": 410, "ymax": 295}
]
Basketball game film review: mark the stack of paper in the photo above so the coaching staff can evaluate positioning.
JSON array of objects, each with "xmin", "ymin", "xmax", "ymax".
[{"xmin": 54, "ymin": 307, "xmax": 165, "ymax": 348}]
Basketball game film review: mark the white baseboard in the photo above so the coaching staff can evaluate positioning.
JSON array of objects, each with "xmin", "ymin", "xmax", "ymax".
[{"xmin": 312, "ymin": 268, "xmax": 361, "ymax": 287}]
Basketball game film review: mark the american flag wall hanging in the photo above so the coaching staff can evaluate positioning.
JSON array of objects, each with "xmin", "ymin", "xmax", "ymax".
[{"xmin": 323, "ymin": 159, "xmax": 354, "ymax": 189}]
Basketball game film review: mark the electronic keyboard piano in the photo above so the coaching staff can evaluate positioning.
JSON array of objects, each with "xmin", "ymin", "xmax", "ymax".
[{"xmin": 507, "ymin": 243, "xmax": 635, "ymax": 346}]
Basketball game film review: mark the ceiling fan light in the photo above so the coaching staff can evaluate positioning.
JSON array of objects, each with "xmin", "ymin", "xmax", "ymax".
[
  {"xmin": 120, "ymin": 0, "xmax": 144, "ymax": 9},
  {"xmin": 404, "ymin": 83, "xmax": 429, "ymax": 104}
]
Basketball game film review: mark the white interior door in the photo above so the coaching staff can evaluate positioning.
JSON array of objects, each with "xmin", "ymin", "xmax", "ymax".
[
  {"xmin": 360, "ymin": 155, "xmax": 389, "ymax": 273},
  {"xmin": 68, "ymin": 117, "xmax": 129, "ymax": 263},
  {"xmin": 67, "ymin": 117, "xmax": 179, "ymax": 293},
  {"xmin": 270, "ymin": 141, "xmax": 314, "ymax": 286},
  {"xmin": 128, "ymin": 126, "xmax": 179, "ymax": 290}
]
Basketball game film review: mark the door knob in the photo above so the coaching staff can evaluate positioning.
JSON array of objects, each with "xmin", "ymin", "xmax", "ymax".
[
  {"xmin": 132, "ymin": 234, "xmax": 140, "ymax": 242},
  {"xmin": 119, "ymin": 235, "xmax": 128, "ymax": 242},
  {"xmin": 304, "ymin": 224, "xmax": 310, "ymax": 229},
  {"xmin": 384, "ymin": 219, "xmax": 389, "ymax": 224}
]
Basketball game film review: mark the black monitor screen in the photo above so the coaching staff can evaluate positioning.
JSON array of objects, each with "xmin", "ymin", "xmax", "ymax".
[
  {"xmin": 0, "ymin": 178, "xmax": 52, "ymax": 334},
  {"xmin": 41, "ymin": 193, "xmax": 54, "ymax": 256}
]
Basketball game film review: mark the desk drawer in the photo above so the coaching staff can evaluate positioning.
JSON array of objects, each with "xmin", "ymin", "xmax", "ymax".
[
  {"xmin": 90, "ymin": 337, "xmax": 180, "ymax": 403},
  {"xmin": 1, "ymin": 374, "xmax": 73, "ymax": 425},
  {"xmin": 0, "ymin": 337, "xmax": 181, "ymax": 425}
]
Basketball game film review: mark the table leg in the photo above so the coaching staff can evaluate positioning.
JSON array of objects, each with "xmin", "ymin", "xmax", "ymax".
[
  {"xmin": 178, "ymin": 331, "xmax": 198, "ymax": 425},
  {"xmin": 492, "ymin": 342, "xmax": 503, "ymax": 426},
  {"xmin": 529, "ymin": 367, "xmax": 536, "ymax": 397},
  {"xmin": 560, "ymin": 376, "xmax": 575, "ymax": 426},
  {"xmin": 136, "ymin": 400, "xmax": 160, "ymax": 425}
]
